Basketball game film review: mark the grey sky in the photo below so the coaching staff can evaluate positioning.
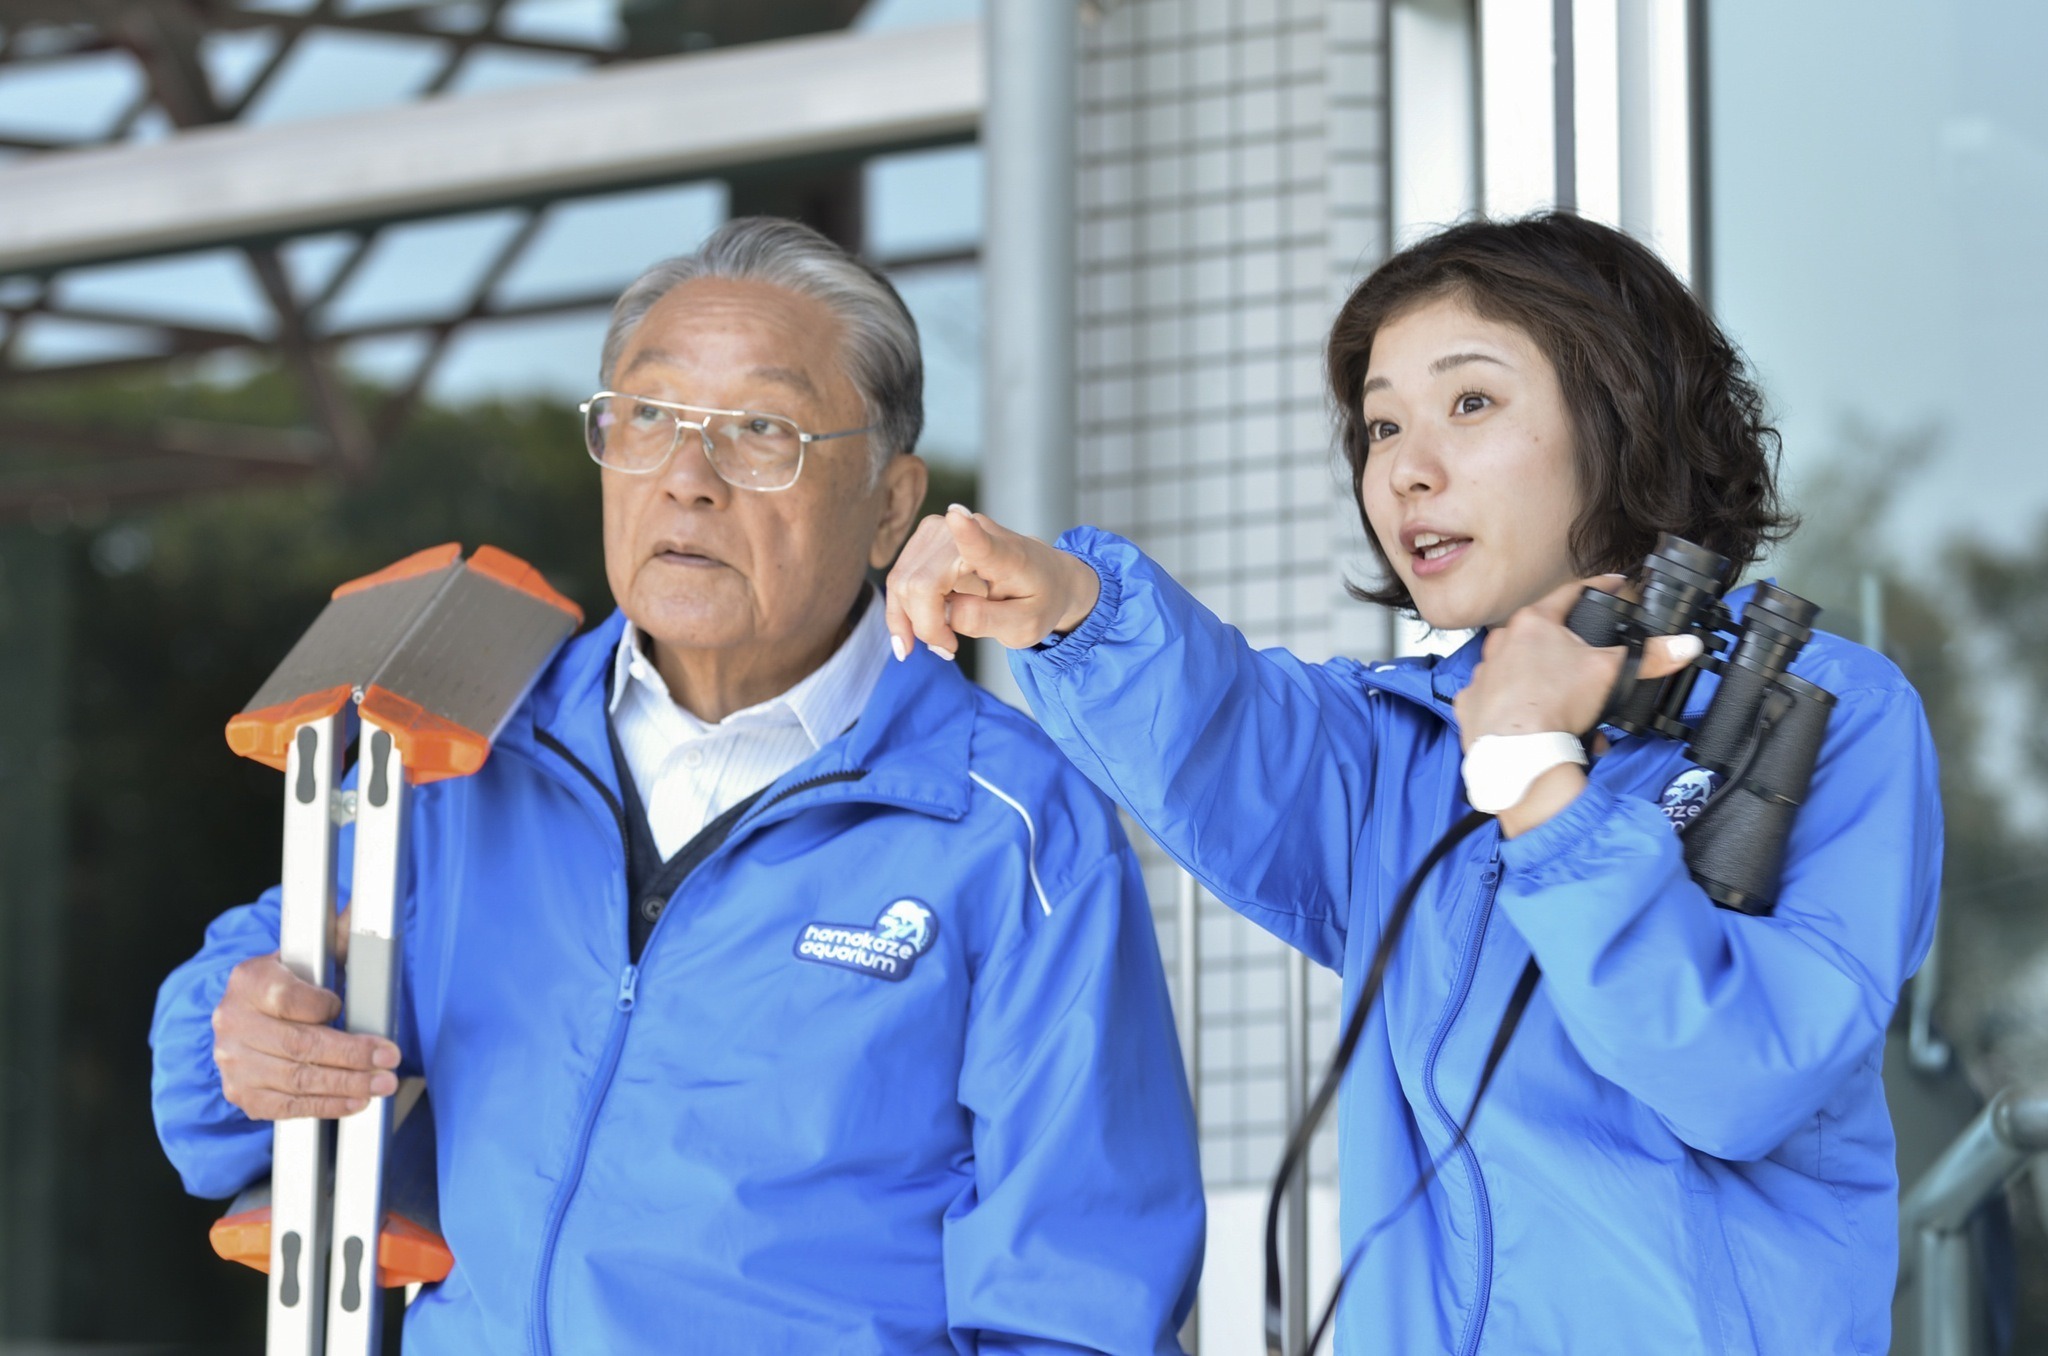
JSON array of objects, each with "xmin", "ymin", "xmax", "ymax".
[{"xmin": 1712, "ymin": 0, "xmax": 2048, "ymax": 557}]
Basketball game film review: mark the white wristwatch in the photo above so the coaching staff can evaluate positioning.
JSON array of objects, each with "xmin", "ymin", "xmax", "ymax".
[{"xmin": 1462, "ymin": 732, "xmax": 1588, "ymax": 814}]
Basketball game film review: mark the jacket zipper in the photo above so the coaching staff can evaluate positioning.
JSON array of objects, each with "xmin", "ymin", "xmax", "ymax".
[
  {"xmin": 741, "ymin": 768, "xmax": 867, "ymax": 824},
  {"xmin": 522, "ymin": 733, "xmax": 634, "ymax": 1356},
  {"xmin": 1420, "ymin": 850, "xmax": 1501, "ymax": 1356},
  {"xmin": 521, "ymin": 735, "xmax": 867, "ymax": 1356},
  {"xmin": 526, "ymin": 964, "xmax": 638, "ymax": 1356}
]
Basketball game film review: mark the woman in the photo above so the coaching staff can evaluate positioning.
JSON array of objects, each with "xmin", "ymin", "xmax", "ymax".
[{"xmin": 886, "ymin": 214, "xmax": 1940, "ymax": 1354}]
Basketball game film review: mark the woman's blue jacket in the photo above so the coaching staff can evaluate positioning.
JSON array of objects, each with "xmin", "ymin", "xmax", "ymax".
[
  {"xmin": 1012, "ymin": 528, "xmax": 1943, "ymax": 1356},
  {"xmin": 151, "ymin": 608, "xmax": 1203, "ymax": 1355}
]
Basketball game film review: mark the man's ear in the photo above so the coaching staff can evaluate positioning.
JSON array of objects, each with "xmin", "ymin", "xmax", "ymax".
[{"xmin": 869, "ymin": 452, "xmax": 930, "ymax": 570}]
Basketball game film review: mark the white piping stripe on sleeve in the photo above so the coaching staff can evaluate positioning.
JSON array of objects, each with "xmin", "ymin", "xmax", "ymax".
[{"xmin": 968, "ymin": 771, "xmax": 1053, "ymax": 916}]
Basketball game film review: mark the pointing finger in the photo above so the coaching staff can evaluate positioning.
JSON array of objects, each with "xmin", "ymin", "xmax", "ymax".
[
  {"xmin": 886, "ymin": 515, "xmax": 962, "ymax": 659},
  {"xmin": 945, "ymin": 506, "xmax": 1004, "ymax": 579},
  {"xmin": 884, "ymin": 553, "xmax": 921, "ymax": 662},
  {"xmin": 899, "ymin": 527, "xmax": 965, "ymax": 659}
]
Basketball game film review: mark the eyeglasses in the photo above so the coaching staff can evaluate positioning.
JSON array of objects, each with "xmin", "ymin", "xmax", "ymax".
[{"xmin": 579, "ymin": 391, "xmax": 876, "ymax": 492}]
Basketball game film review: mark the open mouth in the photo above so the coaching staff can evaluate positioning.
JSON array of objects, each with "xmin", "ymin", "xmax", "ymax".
[{"xmin": 1409, "ymin": 531, "xmax": 1471, "ymax": 575}]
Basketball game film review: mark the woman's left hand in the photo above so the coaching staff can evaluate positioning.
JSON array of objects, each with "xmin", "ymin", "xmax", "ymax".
[{"xmin": 1455, "ymin": 576, "xmax": 1703, "ymax": 834}]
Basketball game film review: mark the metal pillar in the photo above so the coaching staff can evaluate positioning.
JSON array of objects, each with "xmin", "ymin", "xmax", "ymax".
[
  {"xmin": 979, "ymin": 0, "xmax": 1077, "ymax": 699},
  {"xmin": 1282, "ymin": 949, "xmax": 1312, "ymax": 1352},
  {"xmin": 1176, "ymin": 871, "xmax": 1203, "ymax": 1354},
  {"xmin": 1389, "ymin": 0, "xmax": 1478, "ymax": 248},
  {"xmin": 1863, "ymin": 567, "xmax": 1951, "ymax": 1080},
  {"xmin": 1919, "ymin": 1229, "xmax": 1975, "ymax": 1356},
  {"xmin": 1478, "ymin": 0, "xmax": 1699, "ymax": 286},
  {"xmin": 1177, "ymin": 873, "xmax": 1203, "ymax": 1137}
]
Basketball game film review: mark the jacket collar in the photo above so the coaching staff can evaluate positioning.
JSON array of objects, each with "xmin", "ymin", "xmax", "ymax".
[
  {"xmin": 1349, "ymin": 629, "xmax": 1486, "ymax": 717},
  {"xmin": 606, "ymin": 588, "xmax": 892, "ymax": 753},
  {"xmin": 507, "ymin": 608, "xmax": 973, "ymax": 822}
]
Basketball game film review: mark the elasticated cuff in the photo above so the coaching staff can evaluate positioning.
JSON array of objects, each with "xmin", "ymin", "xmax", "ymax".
[
  {"xmin": 1021, "ymin": 541, "xmax": 1123, "ymax": 675},
  {"xmin": 1497, "ymin": 778, "xmax": 1638, "ymax": 891}
]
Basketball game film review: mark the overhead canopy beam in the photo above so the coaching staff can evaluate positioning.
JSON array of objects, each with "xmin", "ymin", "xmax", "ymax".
[{"xmin": 0, "ymin": 20, "xmax": 982, "ymax": 277}]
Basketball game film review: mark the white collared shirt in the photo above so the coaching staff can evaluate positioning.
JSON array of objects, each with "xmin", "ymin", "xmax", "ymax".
[{"xmin": 608, "ymin": 591, "xmax": 890, "ymax": 859}]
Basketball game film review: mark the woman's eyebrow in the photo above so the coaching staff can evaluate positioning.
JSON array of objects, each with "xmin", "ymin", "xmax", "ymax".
[
  {"xmin": 1429, "ymin": 352, "xmax": 1509, "ymax": 376},
  {"xmin": 1362, "ymin": 351, "xmax": 1510, "ymax": 397}
]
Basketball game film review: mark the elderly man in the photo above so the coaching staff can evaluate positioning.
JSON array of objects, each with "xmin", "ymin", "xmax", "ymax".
[{"xmin": 150, "ymin": 217, "xmax": 1203, "ymax": 1354}]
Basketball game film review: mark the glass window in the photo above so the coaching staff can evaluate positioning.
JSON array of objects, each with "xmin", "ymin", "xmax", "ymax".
[{"xmin": 1711, "ymin": 1, "xmax": 2048, "ymax": 1344}]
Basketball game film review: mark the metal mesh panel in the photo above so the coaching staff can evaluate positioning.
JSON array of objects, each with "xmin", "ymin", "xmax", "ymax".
[{"xmin": 1079, "ymin": 0, "xmax": 1392, "ymax": 1191}]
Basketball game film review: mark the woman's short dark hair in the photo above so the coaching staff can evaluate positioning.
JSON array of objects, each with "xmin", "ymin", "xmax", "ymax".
[{"xmin": 1326, "ymin": 212, "xmax": 1793, "ymax": 612}]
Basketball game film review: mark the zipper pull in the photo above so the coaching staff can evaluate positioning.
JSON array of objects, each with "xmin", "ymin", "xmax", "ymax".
[{"xmin": 617, "ymin": 963, "xmax": 639, "ymax": 1012}]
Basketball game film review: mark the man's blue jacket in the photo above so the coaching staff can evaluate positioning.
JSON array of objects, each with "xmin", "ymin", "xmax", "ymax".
[
  {"xmin": 152, "ymin": 608, "xmax": 1204, "ymax": 1355},
  {"xmin": 1012, "ymin": 528, "xmax": 1943, "ymax": 1356}
]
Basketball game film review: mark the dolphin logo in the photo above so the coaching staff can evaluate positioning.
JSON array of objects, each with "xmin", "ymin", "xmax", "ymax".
[
  {"xmin": 1659, "ymin": 767, "xmax": 1721, "ymax": 832},
  {"xmin": 874, "ymin": 899, "xmax": 934, "ymax": 951}
]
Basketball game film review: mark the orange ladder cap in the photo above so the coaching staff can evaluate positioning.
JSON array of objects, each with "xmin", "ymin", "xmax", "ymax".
[
  {"xmin": 330, "ymin": 543, "xmax": 463, "ymax": 600},
  {"xmin": 358, "ymin": 685, "xmax": 490, "ymax": 785},
  {"xmin": 223, "ymin": 685, "xmax": 354, "ymax": 772},
  {"xmin": 209, "ymin": 1208, "xmax": 453, "ymax": 1288}
]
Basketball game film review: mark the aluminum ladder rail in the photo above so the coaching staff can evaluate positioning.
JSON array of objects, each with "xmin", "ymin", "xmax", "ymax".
[{"xmin": 220, "ymin": 543, "xmax": 581, "ymax": 1354}]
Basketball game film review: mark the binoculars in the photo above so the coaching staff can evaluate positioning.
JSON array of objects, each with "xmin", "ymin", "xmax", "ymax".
[{"xmin": 1564, "ymin": 535, "xmax": 1837, "ymax": 916}]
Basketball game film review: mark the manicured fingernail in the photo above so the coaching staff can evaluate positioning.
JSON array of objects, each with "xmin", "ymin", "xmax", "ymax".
[
  {"xmin": 372, "ymin": 1042, "xmax": 400, "ymax": 1068},
  {"xmin": 1667, "ymin": 634, "xmax": 1703, "ymax": 662},
  {"xmin": 947, "ymin": 502, "xmax": 971, "ymax": 516},
  {"xmin": 931, "ymin": 645, "xmax": 956, "ymax": 662},
  {"xmin": 890, "ymin": 634, "xmax": 910, "ymax": 662},
  {"xmin": 371, "ymin": 1072, "xmax": 398, "ymax": 1097}
]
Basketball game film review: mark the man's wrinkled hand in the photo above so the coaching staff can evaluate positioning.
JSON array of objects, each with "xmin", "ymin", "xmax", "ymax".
[{"xmin": 212, "ymin": 952, "xmax": 400, "ymax": 1121}]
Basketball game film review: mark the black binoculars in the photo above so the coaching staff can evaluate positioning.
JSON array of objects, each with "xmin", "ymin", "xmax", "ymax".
[{"xmin": 1564, "ymin": 535, "xmax": 1837, "ymax": 916}]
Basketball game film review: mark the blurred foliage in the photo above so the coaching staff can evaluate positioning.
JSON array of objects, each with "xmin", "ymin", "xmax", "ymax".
[
  {"xmin": 7, "ymin": 367, "xmax": 972, "ymax": 1345},
  {"xmin": 1781, "ymin": 415, "xmax": 2048, "ymax": 1351},
  {"xmin": 1783, "ymin": 418, "xmax": 2048, "ymax": 1082}
]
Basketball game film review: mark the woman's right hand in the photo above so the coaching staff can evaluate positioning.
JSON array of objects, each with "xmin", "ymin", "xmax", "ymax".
[{"xmin": 885, "ymin": 504, "xmax": 1101, "ymax": 660}]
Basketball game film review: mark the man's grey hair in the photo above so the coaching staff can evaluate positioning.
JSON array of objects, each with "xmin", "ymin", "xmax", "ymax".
[{"xmin": 599, "ymin": 216, "xmax": 923, "ymax": 476}]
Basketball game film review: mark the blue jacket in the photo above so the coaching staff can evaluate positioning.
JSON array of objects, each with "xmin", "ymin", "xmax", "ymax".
[
  {"xmin": 1012, "ymin": 529, "xmax": 1942, "ymax": 1356},
  {"xmin": 152, "ymin": 609, "xmax": 1204, "ymax": 1355}
]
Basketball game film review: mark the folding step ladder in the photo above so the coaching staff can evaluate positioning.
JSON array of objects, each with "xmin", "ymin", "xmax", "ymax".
[{"xmin": 209, "ymin": 543, "xmax": 581, "ymax": 1355}]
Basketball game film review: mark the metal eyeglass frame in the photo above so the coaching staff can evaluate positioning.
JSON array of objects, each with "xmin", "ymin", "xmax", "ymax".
[{"xmin": 579, "ymin": 390, "xmax": 877, "ymax": 492}]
